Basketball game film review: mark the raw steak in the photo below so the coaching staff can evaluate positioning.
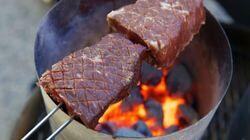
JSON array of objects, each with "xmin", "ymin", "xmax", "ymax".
[
  {"xmin": 107, "ymin": 0, "xmax": 205, "ymax": 67},
  {"xmin": 39, "ymin": 33, "xmax": 146, "ymax": 128}
]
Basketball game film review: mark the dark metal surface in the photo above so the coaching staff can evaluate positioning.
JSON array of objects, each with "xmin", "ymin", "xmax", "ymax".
[{"xmin": 34, "ymin": 0, "xmax": 233, "ymax": 139}]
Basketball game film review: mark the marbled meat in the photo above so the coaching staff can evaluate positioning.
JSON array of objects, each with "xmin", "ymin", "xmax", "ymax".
[
  {"xmin": 107, "ymin": 0, "xmax": 205, "ymax": 67},
  {"xmin": 39, "ymin": 33, "xmax": 146, "ymax": 128}
]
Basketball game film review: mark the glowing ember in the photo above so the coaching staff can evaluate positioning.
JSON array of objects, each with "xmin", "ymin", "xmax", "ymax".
[
  {"xmin": 99, "ymin": 69, "xmax": 187, "ymax": 136},
  {"xmin": 98, "ymin": 102, "xmax": 147, "ymax": 128},
  {"xmin": 162, "ymin": 97, "xmax": 185, "ymax": 128},
  {"xmin": 141, "ymin": 69, "xmax": 168, "ymax": 102}
]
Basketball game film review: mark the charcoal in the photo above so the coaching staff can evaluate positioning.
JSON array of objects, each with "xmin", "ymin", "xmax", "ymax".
[
  {"xmin": 165, "ymin": 125, "xmax": 179, "ymax": 134},
  {"xmin": 95, "ymin": 122, "xmax": 117, "ymax": 135},
  {"xmin": 145, "ymin": 99, "xmax": 163, "ymax": 125},
  {"xmin": 167, "ymin": 64, "xmax": 193, "ymax": 94},
  {"xmin": 121, "ymin": 87, "xmax": 143, "ymax": 112},
  {"xmin": 130, "ymin": 87, "xmax": 143, "ymax": 102},
  {"xmin": 185, "ymin": 92, "xmax": 196, "ymax": 106},
  {"xmin": 98, "ymin": 128, "xmax": 111, "ymax": 135},
  {"xmin": 113, "ymin": 128, "xmax": 145, "ymax": 138},
  {"xmin": 141, "ymin": 62, "xmax": 162, "ymax": 85},
  {"xmin": 132, "ymin": 121, "xmax": 152, "ymax": 137},
  {"xmin": 178, "ymin": 104, "xmax": 199, "ymax": 124}
]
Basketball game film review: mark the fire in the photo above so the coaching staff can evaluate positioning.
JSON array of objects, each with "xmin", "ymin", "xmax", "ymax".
[
  {"xmin": 141, "ymin": 69, "xmax": 168, "ymax": 102},
  {"xmin": 99, "ymin": 69, "xmax": 186, "ymax": 136},
  {"xmin": 99, "ymin": 103, "xmax": 147, "ymax": 128},
  {"xmin": 162, "ymin": 97, "xmax": 185, "ymax": 128}
]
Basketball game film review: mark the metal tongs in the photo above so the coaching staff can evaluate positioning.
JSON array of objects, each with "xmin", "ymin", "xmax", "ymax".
[{"xmin": 22, "ymin": 0, "xmax": 232, "ymax": 139}]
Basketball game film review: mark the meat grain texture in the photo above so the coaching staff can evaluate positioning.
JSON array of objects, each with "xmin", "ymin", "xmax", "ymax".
[
  {"xmin": 39, "ymin": 33, "xmax": 146, "ymax": 128},
  {"xmin": 108, "ymin": 0, "xmax": 205, "ymax": 67}
]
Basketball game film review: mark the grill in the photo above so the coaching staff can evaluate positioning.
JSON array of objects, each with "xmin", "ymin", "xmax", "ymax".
[{"xmin": 13, "ymin": 0, "xmax": 250, "ymax": 140}]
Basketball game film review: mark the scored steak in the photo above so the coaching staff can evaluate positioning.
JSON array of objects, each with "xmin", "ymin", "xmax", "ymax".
[
  {"xmin": 39, "ymin": 33, "xmax": 146, "ymax": 128},
  {"xmin": 107, "ymin": 0, "xmax": 205, "ymax": 67}
]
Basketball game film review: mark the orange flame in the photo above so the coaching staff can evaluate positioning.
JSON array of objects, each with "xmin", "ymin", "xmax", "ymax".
[
  {"xmin": 162, "ymin": 97, "xmax": 185, "ymax": 128},
  {"xmin": 99, "ymin": 102, "xmax": 147, "ymax": 128},
  {"xmin": 99, "ymin": 69, "xmax": 186, "ymax": 136}
]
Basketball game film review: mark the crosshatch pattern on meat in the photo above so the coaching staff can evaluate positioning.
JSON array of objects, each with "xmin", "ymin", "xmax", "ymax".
[
  {"xmin": 107, "ymin": 0, "xmax": 205, "ymax": 67},
  {"xmin": 39, "ymin": 33, "xmax": 146, "ymax": 128}
]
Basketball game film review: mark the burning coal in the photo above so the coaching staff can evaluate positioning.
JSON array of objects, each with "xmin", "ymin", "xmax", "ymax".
[{"xmin": 97, "ymin": 65, "xmax": 198, "ymax": 137}]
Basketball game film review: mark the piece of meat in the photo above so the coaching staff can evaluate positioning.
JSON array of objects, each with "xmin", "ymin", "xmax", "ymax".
[
  {"xmin": 39, "ymin": 33, "xmax": 146, "ymax": 128},
  {"xmin": 107, "ymin": 0, "xmax": 205, "ymax": 67}
]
